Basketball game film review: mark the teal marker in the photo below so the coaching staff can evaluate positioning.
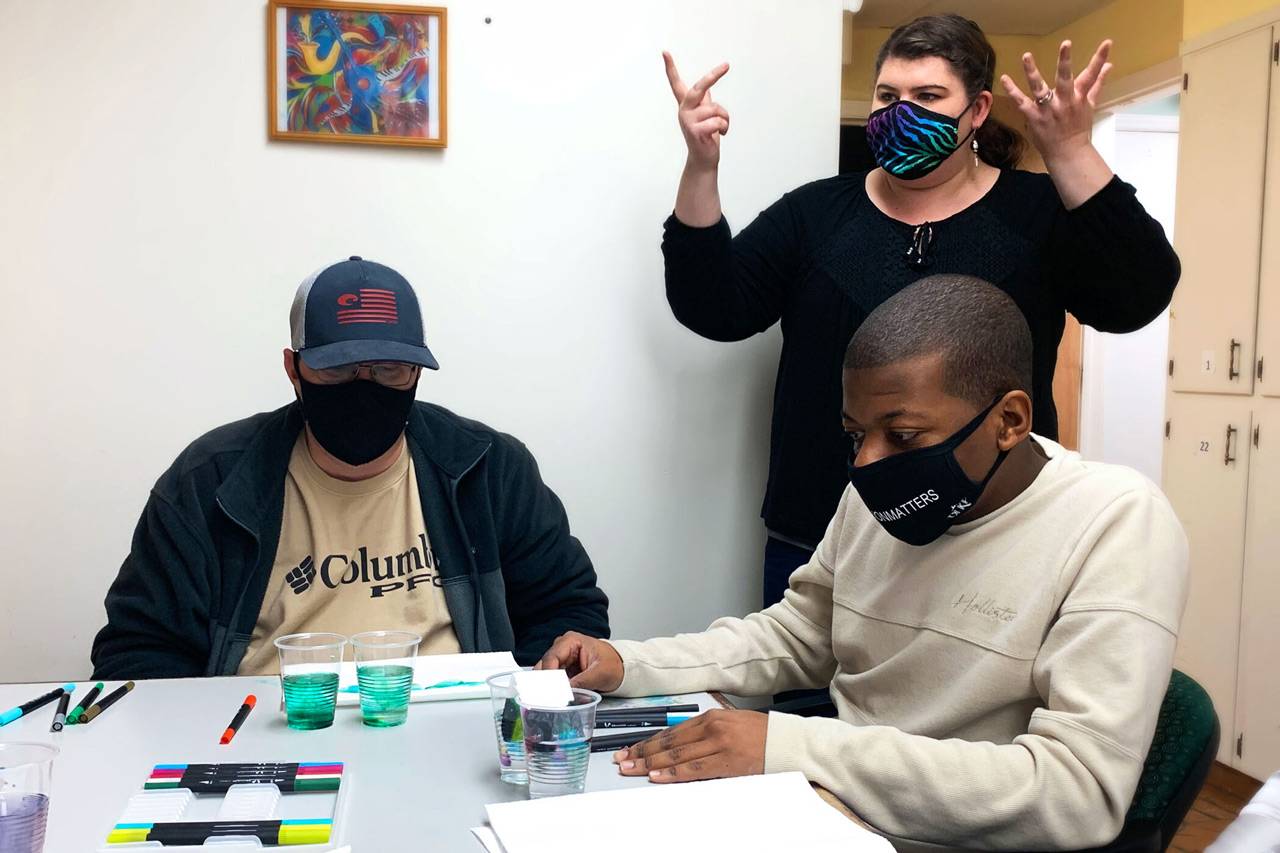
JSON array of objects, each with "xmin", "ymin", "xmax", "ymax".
[
  {"xmin": 68, "ymin": 682, "xmax": 104, "ymax": 724},
  {"xmin": 0, "ymin": 684, "xmax": 75, "ymax": 727}
]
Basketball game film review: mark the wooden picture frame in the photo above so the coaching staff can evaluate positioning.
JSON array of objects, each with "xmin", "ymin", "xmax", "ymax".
[{"xmin": 267, "ymin": 0, "xmax": 447, "ymax": 148}]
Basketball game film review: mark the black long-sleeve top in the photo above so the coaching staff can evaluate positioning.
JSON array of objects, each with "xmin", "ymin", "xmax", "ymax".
[{"xmin": 662, "ymin": 169, "xmax": 1180, "ymax": 545}]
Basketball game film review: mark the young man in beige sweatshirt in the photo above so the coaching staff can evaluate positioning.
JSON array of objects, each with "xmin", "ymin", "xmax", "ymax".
[{"xmin": 538, "ymin": 275, "xmax": 1189, "ymax": 850}]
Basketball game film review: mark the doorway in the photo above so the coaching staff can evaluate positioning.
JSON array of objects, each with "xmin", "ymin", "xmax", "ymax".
[{"xmin": 1080, "ymin": 90, "xmax": 1180, "ymax": 482}]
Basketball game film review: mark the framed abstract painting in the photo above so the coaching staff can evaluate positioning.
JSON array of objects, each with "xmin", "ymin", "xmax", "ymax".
[{"xmin": 268, "ymin": 0, "xmax": 447, "ymax": 148}]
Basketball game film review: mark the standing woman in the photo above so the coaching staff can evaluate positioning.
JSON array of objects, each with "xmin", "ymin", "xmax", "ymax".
[{"xmin": 661, "ymin": 14, "xmax": 1179, "ymax": 608}]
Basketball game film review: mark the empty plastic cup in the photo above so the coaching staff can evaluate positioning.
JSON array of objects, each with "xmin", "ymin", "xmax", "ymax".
[
  {"xmin": 350, "ymin": 631, "xmax": 420, "ymax": 727},
  {"xmin": 274, "ymin": 633, "xmax": 347, "ymax": 730},
  {"xmin": 521, "ymin": 688, "xmax": 601, "ymax": 798},
  {"xmin": 486, "ymin": 672, "xmax": 527, "ymax": 784},
  {"xmin": 0, "ymin": 742, "xmax": 58, "ymax": 853}
]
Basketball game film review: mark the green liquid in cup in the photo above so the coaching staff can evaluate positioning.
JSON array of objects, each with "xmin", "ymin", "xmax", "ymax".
[
  {"xmin": 281, "ymin": 672, "xmax": 339, "ymax": 730},
  {"xmin": 357, "ymin": 664, "xmax": 414, "ymax": 727}
]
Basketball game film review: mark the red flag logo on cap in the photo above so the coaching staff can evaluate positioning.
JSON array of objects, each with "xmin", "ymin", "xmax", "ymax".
[{"xmin": 336, "ymin": 289, "xmax": 399, "ymax": 325}]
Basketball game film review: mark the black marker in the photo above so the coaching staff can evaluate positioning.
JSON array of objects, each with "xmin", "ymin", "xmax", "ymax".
[
  {"xmin": 68, "ymin": 682, "xmax": 103, "ymax": 724},
  {"xmin": 51, "ymin": 691, "xmax": 72, "ymax": 731},
  {"xmin": 0, "ymin": 684, "xmax": 75, "ymax": 727},
  {"xmin": 595, "ymin": 711, "xmax": 696, "ymax": 729},
  {"xmin": 591, "ymin": 730, "xmax": 654, "ymax": 753},
  {"xmin": 598, "ymin": 704, "xmax": 699, "ymax": 718},
  {"xmin": 81, "ymin": 681, "xmax": 135, "ymax": 723}
]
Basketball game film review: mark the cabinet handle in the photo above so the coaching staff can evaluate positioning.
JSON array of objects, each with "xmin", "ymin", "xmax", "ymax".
[
  {"xmin": 1229, "ymin": 339, "xmax": 1242, "ymax": 380},
  {"xmin": 1255, "ymin": 425, "xmax": 1261, "ymax": 449},
  {"xmin": 1259, "ymin": 357, "xmax": 1266, "ymax": 381},
  {"xmin": 1225, "ymin": 425, "xmax": 1239, "ymax": 465}
]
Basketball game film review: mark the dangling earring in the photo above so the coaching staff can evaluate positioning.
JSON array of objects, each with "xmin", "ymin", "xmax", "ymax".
[{"xmin": 972, "ymin": 135, "xmax": 980, "ymax": 168}]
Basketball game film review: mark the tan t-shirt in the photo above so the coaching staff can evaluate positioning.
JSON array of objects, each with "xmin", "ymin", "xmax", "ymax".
[{"xmin": 238, "ymin": 435, "xmax": 462, "ymax": 675}]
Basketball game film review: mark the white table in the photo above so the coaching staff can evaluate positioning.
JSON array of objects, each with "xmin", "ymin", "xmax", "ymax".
[{"xmin": 0, "ymin": 677, "xmax": 717, "ymax": 852}]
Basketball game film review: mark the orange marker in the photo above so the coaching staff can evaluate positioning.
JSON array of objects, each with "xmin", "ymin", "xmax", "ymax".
[{"xmin": 220, "ymin": 695, "xmax": 256, "ymax": 745}]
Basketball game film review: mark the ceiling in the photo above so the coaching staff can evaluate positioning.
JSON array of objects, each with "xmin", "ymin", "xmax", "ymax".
[{"xmin": 852, "ymin": 0, "xmax": 1116, "ymax": 35}]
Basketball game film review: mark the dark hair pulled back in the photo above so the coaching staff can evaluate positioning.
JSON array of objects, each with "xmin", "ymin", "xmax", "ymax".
[{"xmin": 874, "ymin": 14, "xmax": 1025, "ymax": 170}]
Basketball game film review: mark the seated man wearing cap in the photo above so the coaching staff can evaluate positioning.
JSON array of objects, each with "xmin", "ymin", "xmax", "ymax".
[
  {"xmin": 538, "ymin": 276, "xmax": 1188, "ymax": 849},
  {"xmin": 92, "ymin": 257, "xmax": 609, "ymax": 679}
]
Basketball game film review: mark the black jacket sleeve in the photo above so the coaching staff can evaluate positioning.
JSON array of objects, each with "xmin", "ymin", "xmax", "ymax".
[
  {"xmin": 90, "ymin": 493, "xmax": 212, "ymax": 680},
  {"xmin": 1046, "ymin": 175, "xmax": 1181, "ymax": 332},
  {"xmin": 662, "ymin": 193, "xmax": 803, "ymax": 342},
  {"xmin": 495, "ymin": 443, "xmax": 609, "ymax": 665}
]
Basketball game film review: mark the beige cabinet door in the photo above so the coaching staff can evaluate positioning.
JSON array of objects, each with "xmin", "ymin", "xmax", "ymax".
[
  {"xmin": 1256, "ymin": 33, "xmax": 1280, "ymax": 399},
  {"xmin": 1168, "ymin": 27, "xmax": 1272, "ymax": 395},
  {"xmin": 1234, "ymin": 398, "xmax": 1280, "ymax": 777},
  {"xmin": 1163, "ymin": 392, "xmax": 1253, "ymax": 762}
]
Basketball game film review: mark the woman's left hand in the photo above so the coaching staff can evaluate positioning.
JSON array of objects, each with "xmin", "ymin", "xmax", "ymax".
[{"xmin": 1000, "ymin": 39, "xmax": 1113, "ymax": 166}]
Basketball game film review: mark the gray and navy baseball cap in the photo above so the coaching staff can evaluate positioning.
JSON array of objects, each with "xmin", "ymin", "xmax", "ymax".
[{"xmin": 289, "ymin": 256, "xmax": 439, "ymax": 371}]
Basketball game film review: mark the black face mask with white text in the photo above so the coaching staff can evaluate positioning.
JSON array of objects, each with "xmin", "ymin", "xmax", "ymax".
[{"xmin": 846, "ymin": 397, "xmax": 1008, "ymax": 546}]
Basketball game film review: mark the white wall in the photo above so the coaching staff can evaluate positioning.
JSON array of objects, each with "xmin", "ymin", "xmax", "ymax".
[
  {"xmin": 0, "ymin": 0, "xmax": 842, "ymax": 681},
  {"xmin": 1080, "ymin": 110, "xmax": 1178, "ymax": 484}
]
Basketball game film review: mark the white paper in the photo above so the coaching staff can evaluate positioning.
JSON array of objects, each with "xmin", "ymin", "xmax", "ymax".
[
  {"xmin": 512, "ymin": 669, "xmax": 573, "ymax": 708},
  {"xmin": 335, "ymin": 651, "xmax": 518, "ymax": 706},
  {"xmin": 484, "ymin": 772, "xmax": 894, "ymax": 853}
]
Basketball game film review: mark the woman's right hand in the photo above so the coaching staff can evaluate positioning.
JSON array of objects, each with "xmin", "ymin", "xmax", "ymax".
[
  {"xmin": 536, "ymin": 631, "xmax": 625, "ymax": 692},
  {"xmin": 663, "ymin": 52, "xmax": 731, "ymax": 171}
]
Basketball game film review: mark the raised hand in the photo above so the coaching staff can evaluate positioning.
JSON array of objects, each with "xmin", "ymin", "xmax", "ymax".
[
  {"xmin": 663, "ymin": 52, "xmax": 731, "ymax": 171},
  {"xmin": 1000, "ymin": 39, "xmax": 1113, "ymax": 165}
]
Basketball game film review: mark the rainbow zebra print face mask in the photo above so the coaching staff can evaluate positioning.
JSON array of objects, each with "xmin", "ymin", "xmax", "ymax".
[{"xmin": 865, "ymin": 100, "xmax": 975, "ymax": 181}]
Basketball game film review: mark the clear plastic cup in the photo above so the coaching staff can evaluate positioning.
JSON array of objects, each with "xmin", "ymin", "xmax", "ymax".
[
  {"xmin": 350, "ymin": 631, "xmax": 420, "ymax": 727},
  {"xmin": 520, "ymin": 688, "xmax": 601, "ymax": 798},
  {"xmin": 0, "ymin": 742, "xmax": 58, "ymax": 853},
  {"xmin": 274, "ymin": 632, "xmax": 347, "ymax": 730},
  {"xmin": 486, "ymin": 672, "xmax": 527, "ymax": 785}
]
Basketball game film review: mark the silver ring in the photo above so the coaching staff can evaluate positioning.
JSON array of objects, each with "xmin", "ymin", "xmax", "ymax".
[{"xmin": 1035, "ymin": 89, "xmax": 1055, "ymax": 106}]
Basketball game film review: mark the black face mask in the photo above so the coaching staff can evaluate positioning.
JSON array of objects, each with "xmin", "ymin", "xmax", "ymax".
[
  {"xmin": 846, "ymin": 397, "xmax": 1008, "ymax": 546},
  {"xmin": 297, "ymin": 375, "xmax": 418, "ymax": 466}
]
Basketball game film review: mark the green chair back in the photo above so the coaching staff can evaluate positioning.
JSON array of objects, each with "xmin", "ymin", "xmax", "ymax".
[{"xmin": 1126, "ymin": 669, "xmax": 1219, "ymax": 824}]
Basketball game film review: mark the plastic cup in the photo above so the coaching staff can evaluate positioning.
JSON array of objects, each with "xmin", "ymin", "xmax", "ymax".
[
  {"xmin": 486, "ymin": 672, "xmax": 528, "ymax": 785},
  {"xmin": 520, "ymin": 688, "xmax": 601, "ymax": 799},
  {"xmin": 274, "ymin": 632, "xmax": 347, "ymax": 730},
  {"xmin": 350, "ymin": 631, "xmax": 420, "ymax": 727},
  {"xmin": 0, "ymin": 742, "xmax": 58, "ymax": 853}
]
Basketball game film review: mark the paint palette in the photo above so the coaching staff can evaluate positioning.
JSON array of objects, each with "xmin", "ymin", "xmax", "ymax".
[{"xmin": 99, "ymin": 762, "xmax": 348, "ymax": 851}]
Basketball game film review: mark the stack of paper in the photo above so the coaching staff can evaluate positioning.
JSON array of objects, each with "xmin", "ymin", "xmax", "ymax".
[
  {"xmin": 472, "ymin": 772, "xmax": 894, "ymax": 852},
  {"xmin": 336, "ymin": 651, "xmax": 518, "ymax": 705}
]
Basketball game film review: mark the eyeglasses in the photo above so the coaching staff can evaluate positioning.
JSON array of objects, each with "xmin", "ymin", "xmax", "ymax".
[{"xmin": 300, "ymin": 357, "xmax": 421, "ymax": 389}]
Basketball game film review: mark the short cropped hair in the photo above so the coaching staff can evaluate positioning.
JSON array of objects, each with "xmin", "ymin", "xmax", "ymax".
[{"xmin": 843, "ymin": 275, "xmax": 1033, "ymax": 406}]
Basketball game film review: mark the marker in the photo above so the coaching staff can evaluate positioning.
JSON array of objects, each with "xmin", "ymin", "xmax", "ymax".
[
  {"xmin": 81, "ymin": 681, "xmax": 135, "ymax": 723},
  {"xmin": 219, "ymin": 695, "xmax": 257, "ymax": 745},
  {"xmin": 68, "ymin": 682, "xmax": 103, "ymax": 724},
  {"xmin": 598, "ymin": 704, "xmax": 699, "ymax": 717},
  {"xmin": 145, "ymin": 762, "xmax": 343, "ymax": 794},
  {"xmin": 594, "ymin": 711, "xmax": 696, "ymax": 729},
  {"xmin": 591, "ymin": 730, "xmax": 653, "ymax": 754},
  {"xmin": 50, "ymin": 691, "xmax": 72, "ymax": 731},
  {"xmin": 106, "ymin": 819, "xmax": 332, "ymax": 846},
  {"xmin": 0, "ymin": 683, "xmax": 75, "ymax": 727}
]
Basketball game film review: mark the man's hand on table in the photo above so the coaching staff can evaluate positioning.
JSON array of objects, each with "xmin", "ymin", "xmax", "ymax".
[
  {"xmin": 535, "ymin": 631, "xmax": 624, "ymax": 691},
  {"xmin": 537, "ymin": 633, "xmax": 767, "ymax": 784},
  {"xmin": 613, "ymin": 708, "xmax": 767, "ymax": 783}
]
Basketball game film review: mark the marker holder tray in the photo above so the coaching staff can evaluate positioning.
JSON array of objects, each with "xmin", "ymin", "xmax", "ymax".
[{"xmin": 97, "ymin": 762, "xmax": 349, "ymax": 852}]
